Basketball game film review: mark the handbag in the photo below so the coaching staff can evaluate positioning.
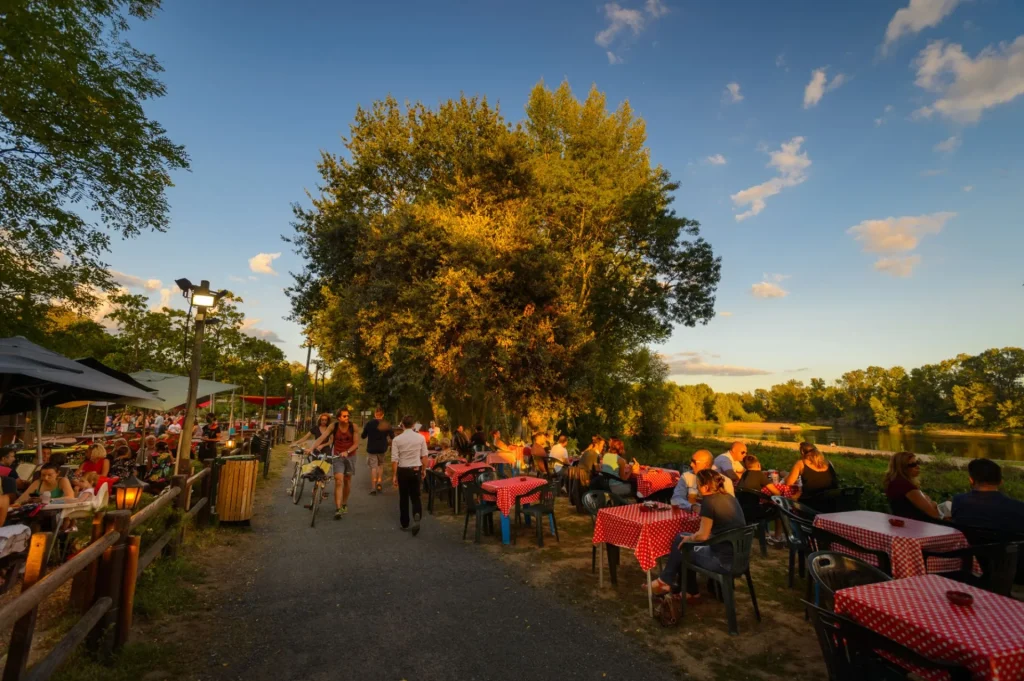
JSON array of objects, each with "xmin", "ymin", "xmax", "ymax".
[{"xmin": 655, "ymin": 593, "xmax": 683, "ymax": 627}]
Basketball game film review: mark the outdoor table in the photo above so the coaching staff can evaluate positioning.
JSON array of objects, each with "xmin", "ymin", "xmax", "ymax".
[
  {"xmin": 814, "ymin": 510, "xmax": 970, "ymax": 578},
  {"xmin": 836, "ymin": 574, "xmax": 1024, "ymax": 681},
  {"xmin": 445, "ymin": 462, "xmax": 493, "ymax": 515},
  {"xmin": 481, "ymin": 476, "xmax": 547, "ymax": 545},
  {"xmin": 592, "ymin": 503, "xmax": 702, "ymax": 616},
  {"xmin": 635, "ymin": 467, "xmax": 679, "ymax": 498}
]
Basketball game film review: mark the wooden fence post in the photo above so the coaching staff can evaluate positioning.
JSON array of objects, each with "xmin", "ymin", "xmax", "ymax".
[
  {"xmin": 2, "ymin": 533, "xmax": 50, "ymax": 681},
  {"xmin": 70, "ymin": 512, "xmax": 104, "ymax": 612},
  {"xmin": 86, "ymin": 511, "xmax": 130, "ymax": 661},
  {"xmin": 115, "ymin": 535, "xmax": 141, "ymax": 650},
  {"xmin": 199, "ymin": 460, "xmax": 214, "ymax": 526},
  {"xmin": 167, "ymin": 475, "xmax": 188, "ymax": 559}
]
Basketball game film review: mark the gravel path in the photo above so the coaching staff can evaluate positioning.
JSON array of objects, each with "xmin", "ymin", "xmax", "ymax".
[{"xmin": 198, "ymin": 451, "xmax": 679, "ymax": 681}]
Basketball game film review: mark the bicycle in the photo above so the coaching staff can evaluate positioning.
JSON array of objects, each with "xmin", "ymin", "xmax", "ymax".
[
  {"xmin": 287, "ymin": 446, "xmax": 307, "ymax": 504},
  {"xmin": 301, "ymin": 453, "xmax": 338, "ymax": 527}
]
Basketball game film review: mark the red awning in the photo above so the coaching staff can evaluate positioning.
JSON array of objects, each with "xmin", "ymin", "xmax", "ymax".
[{"xmin": 240, "ymin": 396, "xmax": 288, "ymax": 406}]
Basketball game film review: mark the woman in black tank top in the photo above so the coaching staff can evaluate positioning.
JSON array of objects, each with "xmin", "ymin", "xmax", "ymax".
[{"xmin": 785, "ymin": 442, "xmax": 838, "ymax": 498}]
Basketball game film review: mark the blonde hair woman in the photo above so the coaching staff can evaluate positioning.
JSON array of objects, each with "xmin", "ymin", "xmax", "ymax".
[
  {"xmin": 784, "ymin": 442, "xmax": 837, "ymax": 501},
  {"xmin": 77, "ymin": 443, "xmax": 110, "ymax": 478},
  {"xmin": 884, "ymin": 451, "xmax": 939, "ymax": 521}
]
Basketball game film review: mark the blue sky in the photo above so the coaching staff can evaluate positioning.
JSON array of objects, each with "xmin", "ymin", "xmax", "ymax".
[{"xmin": 101, "ymin": 0, "xmax": 1024, "ymax": 392}]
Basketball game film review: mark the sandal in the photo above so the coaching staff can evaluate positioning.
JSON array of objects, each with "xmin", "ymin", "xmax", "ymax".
[{"xmin": 646, "ymin": 579, "xmax": 672, "ymax": 596}]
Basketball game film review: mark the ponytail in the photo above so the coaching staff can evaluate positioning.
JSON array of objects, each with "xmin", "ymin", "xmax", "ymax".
[{"xmin": 695, "ymin": 468, "xmax": 726, "ymax": 495}]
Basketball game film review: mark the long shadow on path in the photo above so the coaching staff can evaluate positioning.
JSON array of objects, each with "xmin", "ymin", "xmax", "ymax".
[{"xmin": 198, "ymin": 454, "xmax": 678, "ymax": 681}]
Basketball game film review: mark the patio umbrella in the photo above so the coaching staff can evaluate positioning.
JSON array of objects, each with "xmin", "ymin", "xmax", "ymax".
[
  {"xmin": 0, "ymin": 337, "xmax": 163, "ymax": 462},
  {"xmin": 121, "ymin": 370, "xmax": 239, "ymax": 410}
]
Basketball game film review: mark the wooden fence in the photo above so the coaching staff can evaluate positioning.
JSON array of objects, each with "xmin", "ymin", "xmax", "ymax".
[{"xmin": 0, "ymin": 461, "xmax": 214, "ymax": 681}]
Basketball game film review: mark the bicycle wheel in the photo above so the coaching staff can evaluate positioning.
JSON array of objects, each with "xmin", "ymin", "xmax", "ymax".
[
  {"xmin": 310, "ymin": 480, "xmax": 322, "ymax": 527},
  {"xmin": 292, "ymin": 474, "xmax": 304, "ymax": 505}
]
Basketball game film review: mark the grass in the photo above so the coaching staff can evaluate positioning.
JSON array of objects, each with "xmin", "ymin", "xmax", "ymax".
[{"xmin": 48, "ymin": 642, "xmax": 181, "ymax": 681}]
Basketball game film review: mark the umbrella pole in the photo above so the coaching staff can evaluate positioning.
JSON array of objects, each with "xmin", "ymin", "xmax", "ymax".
[
  {"xmin": 227, "ymin": 389, "xmax": 235, "ymax": 438},
  {"xmin": 35, "ymin": 397, "xmax": 43, "ymax": 464},
  {"xmin": 104, "ymin": 404, "xmax": 109, "ymax": 433},
  {"xmin": 82, "ymin": 403, "xmax": 90, "ymax": 436}
]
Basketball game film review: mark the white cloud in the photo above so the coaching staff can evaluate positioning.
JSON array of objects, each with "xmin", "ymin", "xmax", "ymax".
[
  {"xmin": 248, "ymin": 275, "xmax": 258, "ymax": 281},
  {"xmin": 962, "ymin": 185, "xmax": 973, "ymax": 192},
  {"xmin": 913, "ymin": 36, "xmax": 1024, "ymax": 123},
  {"xmin": 847, "ymin": 212, "xmax": 955, "ymax": 253},
  {"xmin": 151, "ymin": 288, "xmax": 172, "ymax": 312},
  {"xmin": 241, "ymin": 319, "xmax": 284, "ymax": 344},
  {"xmin": 730, "ymin": 137, "xmax": 810, "ymax": 221},
  {"xmin": 109, "ymin": 270, "xmax": 163, "ymax": 291},
  {"xmin": 934, "ymin": 135, "xmax": 961, "ymax": 152},
  {"xmin": 248, "ymin": 252, "xmax": 281, "ymax": 275},
  {"xmin": 874, "ymin": 255, "xmax": 922, "ymax": 278},
  {"xmin": 705, "ymin": 154, "xmax": 727, "ymax": 165},
  {"xmin": 874, "ymin": 118, "xmax": 885, "ymax": 126},
  {"xmin": 663, "ymin": 352, "xmax": 771, "ymax": 377},
  {"xmin": 645, "ymin": 0, "xmax": 669, "ymax": 18},
  {"xmin": 882, "ymin": 0, "xmax": 961, "ymax": 56},
  {"xmin": 595, "ymin": 3, "xmax": 645, "ymax": 48},
  {"xmin": 228, "ymin": 275, "xmax": 247, "ymax": 283},
  {"xmin": 751, "ymin": 274, "xmax": 790, "ymax": 299},
  {"xmin": 606, "ymin": 51, "xmax": 623, "ymax": 65},
  {"xmin": 724, "ymin": 82, "xmax": 743, "ymax": 103},
  {"xmin": 803, "ymin": 68, "xmax": 846, "ymax": 108},
  {"xmin": 775, "ymin": 53, "xmax": 786, "ymax": 68}
]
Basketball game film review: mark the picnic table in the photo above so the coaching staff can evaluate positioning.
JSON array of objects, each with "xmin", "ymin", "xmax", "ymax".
[
  {"xmin": 814, "ymin": 510, "xmax": 970, "ymax": 578},
  {"xmin": 481, "ymin": 476, "xmax": 547, "ymax": 545},
  {"xmin": 635, "ymin": 467, "xmax": 679, "ymax": 498},
  {"xmin": 836, "ymin": 574, "xmax": 1024, "ymax": 681},
  {"xmin": 592, "ymin": 503, "xmax": 702, "ymax": 616}
]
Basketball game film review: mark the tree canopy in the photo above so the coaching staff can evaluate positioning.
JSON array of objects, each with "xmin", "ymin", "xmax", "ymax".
[
  {"xmin": 0, "ymin": 0, "xmax": 188, "ymax": 339},
  {"xmin": 287, "ymin": 82, "xmax": 721, "ymax": 435}
]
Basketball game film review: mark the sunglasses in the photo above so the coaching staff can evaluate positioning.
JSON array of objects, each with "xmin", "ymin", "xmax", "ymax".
[
  {"xmin": 690, "ymin": 458, "xmax": 699, "ymax": 465},
  {"xmin": 907, "ymin": 461, "xmax": 920, "ymax": 468}
]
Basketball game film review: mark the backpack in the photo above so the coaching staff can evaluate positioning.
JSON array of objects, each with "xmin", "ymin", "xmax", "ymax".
[{"xmin": 655, "ymin": 593, "xmax": 683, "ymax": 627}]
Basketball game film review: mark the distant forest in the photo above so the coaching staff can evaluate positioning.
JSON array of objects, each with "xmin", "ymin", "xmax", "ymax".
[{"xmin": 666, "ymin": 348, "xmax": 1024, "ymax": 432}]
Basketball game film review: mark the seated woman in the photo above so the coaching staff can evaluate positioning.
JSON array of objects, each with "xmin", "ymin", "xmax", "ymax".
[
  {"xmin": 490, "ymin": 430, "xmax": 510, "ymax": 452},
  {"xmin": 147, "ymin": 441, "xmax": 175, "ymax": 483},
  {"xmin": 15, "ymin": 463, "xmax": 75, "ymax": 505},
  {"xmin": 434, "ymin": 439, "xmax": 462, "ymax": 465},
  {"xmin": 108, "ymin": 445, "xmax": 136, "ymax": 479},
  {"xmin": 650, "ymin": 469, "xmax": 746, "ymax": 596},
  {"xmin": 884, "ymin": 451, "xmax": 940, "ymax": 521},
  {"xmin": 77, "ymin": 444, "xmax": 110, "ymax": 479},
  {"xmin": 784, "ymin": 442, "xmax": 837, "ymax": 502},
  {"xmin": 599, "ymin": 439, "xmax": 636, "ymax": 497}
]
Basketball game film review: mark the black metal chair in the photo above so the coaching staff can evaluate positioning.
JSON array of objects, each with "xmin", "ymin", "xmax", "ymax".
[
  {"xmin": 773, "ymin": 498, "xmax": 818, "ymax": 588},
  {"xmin": 678, "ymin": 524, "xmax": 761, "ymax": 636},
  {"xmin": 583, "ymin": 490, "xmax": 611, "ymax": 574},
  {"xmin": 462, "ymin": 475, "xmax": 499, "ymax": 543},
  {"xmin": 516, "ymin": 480, "xmax": 560, "ymax": 547},
  {"xmin": 806, "ymin": 602, "xmax": 972, "ymax": 681},
  {"xmin": 923, "ymin": 541, "xmax": 1020, "ymax": 597},
  {"xmin": 802, "ymin": 486, "xmax": 864, "ymax": 514},
  {"xmin": 807, "ymin": 551, "xmax": 891, "ymax": 612},
  {"xmin": 737, "ymin": 488, "xmax": 776, "ymax": 557}
]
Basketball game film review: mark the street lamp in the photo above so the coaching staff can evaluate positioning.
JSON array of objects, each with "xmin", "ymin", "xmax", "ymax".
[
  {"xmin": 285, "ymin": 382, "xmax": 293, "ymax": 426},
  {"xmin": 113, "ymin": 474, "xmax": 148, "ymax": 511},
  {"xmin": 174, "ymin": 278, "xmax": 226, "ymax": 475},
  {"xmin": 258, "ymin": 373, "xmax": 268, "ymax": 429}
]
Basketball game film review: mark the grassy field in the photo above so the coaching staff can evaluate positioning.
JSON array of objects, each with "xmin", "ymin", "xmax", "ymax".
[{"xmin": 647, "ymin": 436, "xmax": 1024, "ymax": 508}]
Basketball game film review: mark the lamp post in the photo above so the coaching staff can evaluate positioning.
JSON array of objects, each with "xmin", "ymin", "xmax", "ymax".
[
  {"xmin": 113, "ymin": 474, "xmax": 147, "ymax": 512},
  {"xmin": 285, "ymin": 382, "xmax": 293, "ymax": 425},
  {"xmin": 173, "ymin": 278, "xmax": 225, "ymax": 475},
  {"xmin": 258, "ymin": 373, "xmax": 268, "ymax": 429}
]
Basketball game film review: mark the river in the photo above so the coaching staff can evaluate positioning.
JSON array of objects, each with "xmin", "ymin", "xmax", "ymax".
[{"xmin": 679, "ymin": 423, "xmax": 1024, "ymax": 461}]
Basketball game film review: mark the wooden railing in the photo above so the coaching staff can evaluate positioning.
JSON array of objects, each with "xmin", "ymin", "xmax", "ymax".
[{"xmin": 0, "ymin": 460, "xmax": 215, "ymax": 681}]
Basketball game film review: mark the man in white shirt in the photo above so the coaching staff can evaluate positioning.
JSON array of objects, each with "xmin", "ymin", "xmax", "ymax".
[
  {"xmin": 391, "ymin": 415, "xmax": 429, "ymax": 536},
  {"xmin": 671, "ymin": 449, "xmax": 734, "ymax": 512},
  {"xmin": 152, "ymin": 413, "xmax": 165, "ymax": 434},
  {"xmin": 713, "ymin": 442, "xmax": 747, "ymax": 484},
  {"xmin": 549, "ymin": 435, "xmax": 569, "ymax": 464}
]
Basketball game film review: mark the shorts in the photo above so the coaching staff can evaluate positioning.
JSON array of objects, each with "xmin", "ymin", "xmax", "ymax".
[
  {"xmin": 367, "ymin": 453, "xmax": 386, "ymax": 470},
  {"xmin": 333, "ymin": 456, "xmax": 355, "ymax": 477}
]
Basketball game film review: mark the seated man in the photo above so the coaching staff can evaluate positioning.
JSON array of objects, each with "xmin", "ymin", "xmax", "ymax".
[
  {"xmin": 736, "ymin": 455, "xmax": 781, "ymax": 496},
  {"xmin": 670, "ymin": 449, "xmax": 734, "ymax": 511},
  {"xmin": 713, "ymin": 442, "xmax": 747, "ymax": 484},
  {"xmin": 951, "ymin": 458, "xmax": 1024, "ymax": 531}
]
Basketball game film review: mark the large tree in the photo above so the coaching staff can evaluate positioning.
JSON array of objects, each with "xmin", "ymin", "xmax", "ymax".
[
  {"xmin": 0, "ymin": 0, "xmax": 188, "ymax": 338},
  {"xmin": 287, "ymin": 82, "xmax": 721, "ymax": 428}
]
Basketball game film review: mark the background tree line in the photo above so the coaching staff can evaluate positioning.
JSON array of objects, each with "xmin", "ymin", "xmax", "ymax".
[{"xmin": 666, "ymin": 347, "xmax": 1024, "ymax": 432}]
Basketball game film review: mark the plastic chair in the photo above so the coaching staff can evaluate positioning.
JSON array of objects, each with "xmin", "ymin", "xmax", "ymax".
[
  {"xmin": 813, "ymin": 527, "xmax": 893, "ymax": 577},
  {"xmin": 806, "ymin": 602, "xmax": 971, "ymax": 681},
  {"xmin": 773, "ymin": 499, "xmax": 818, "ymax": 588},
  {"xmin": 583, "ymin": 490, "xmax": 610, "ymax": 573},
  {"xmin": 425, "ymin": 469, "xmax": 451, "ymax": 515},
  {"xmin": 679, "ymin": 524, "xmax": 761, "ymax": 636},
  {"xmin": 737, "ymin": 488, "xmax": 776, "ymax": 557},
  {"xmin": 516, "ymin": 480, "xmax": 560, "ymax": 547},
  {"xmin": 461, "ymin": 477, "xmax": 498, "ymax": 543},
  {"xmin": 923, "ymin": 541, "xmax": 1020, "ymax": 597},
  {"xmin": 807, "ymin": 551, "xmax": 891, "ymax": 612}
]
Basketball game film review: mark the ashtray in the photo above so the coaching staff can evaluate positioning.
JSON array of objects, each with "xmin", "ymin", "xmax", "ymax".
[
  {"xmin": 519, "ymin": 477, "xmax": 527, "ymax": 481},
  {"xmin": 642, "ymin": 501, "xmax": 657, "ymax": 509},
  {"xmin": 888, "ymin": 518, "xmax": 905, "ymax": 527},
  {"xmin": 946, "ymin": 590, "xmax": 973, "ymax": 607}
]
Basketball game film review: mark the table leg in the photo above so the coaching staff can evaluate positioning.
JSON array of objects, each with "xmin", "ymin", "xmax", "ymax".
[
  {"xmin": 647, "ymin": 569, "xmax": 653, "ymax": 617},
  {"xmin": 455, "ymin": 485, "xmax": 460, "ymax": 515},
  {"xmin": 599, "ymin": 542, "xmax": 604, "ymax": 588},
  {"xmin": 500, "ymin": 514, "xmax": 511, "ymax": 545}
]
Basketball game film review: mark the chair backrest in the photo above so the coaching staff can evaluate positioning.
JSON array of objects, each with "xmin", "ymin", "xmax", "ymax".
[
  {"xmin": 813, "ymin": 528, "xmax": 893, "ymax": 576},
  {"xmin": 808, "ymin": 551, "xmax": 891, "ymax": 612},
  {"xmin": 777, "ymin": 505, "xmax": 815, "ymax": 549},
  {"xmin": 536, "ymin": 480, "xmax": 558, "ymax": 509},
  {"xmin": 737, "ymin": 488, "xmax": 771, "ymax": 521},
  {"xmin": 804, "ymin": 486, "xmax": 864, "ymax": 514},
  {"xmin": 713, "ymin": 524, "xmax": 758, "ymax": 576},
  {"xmin": 477, "ymin": 469, "xmax": 497, "ymax": 483},
  {"xmin": 15, "ymin": 463, "xmax": 36, "ymax": 481},
  {"xmin": 925, "ymin": 541, "xmax": 1020, "ymax": 597},
  {"xmin": 582, "ymin": 490, "xmax": 609, "ymax": 519}
]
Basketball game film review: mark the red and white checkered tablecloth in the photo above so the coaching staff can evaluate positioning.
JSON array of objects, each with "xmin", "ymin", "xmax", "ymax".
[
  {"xmin": 445, "ymin": 462, "xmax": 493, "ymax": 489},
  {"xmin": 481, "ymin": 477, "xmax": 547, "ymax": 517},
  {"xmin": 814, "ymin": 510, "xmax": 970, "ymax": 578},
  {"xmin": 836, "ymin": 574, "xmax": 1024, "ymax": 681},
  {"xmin": 636, "ymin": 467, "xmax": 680, "ymax": 498},
  {"xmin": 592, "ymin": 504, "xmax": 702, "ymax": 572}
]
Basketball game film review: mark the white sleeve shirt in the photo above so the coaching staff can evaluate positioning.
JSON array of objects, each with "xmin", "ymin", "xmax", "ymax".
[{"xmin": 390, "ymin": 430, "xmax": 428, "ymax": 468}]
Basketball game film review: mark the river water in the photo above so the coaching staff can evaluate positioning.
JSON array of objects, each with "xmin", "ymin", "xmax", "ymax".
[{"xmin": 680, "ymin": 423, "xmax": 1024, "ymax": 461}]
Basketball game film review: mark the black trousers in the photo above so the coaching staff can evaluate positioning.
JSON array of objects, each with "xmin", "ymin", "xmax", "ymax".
[{"xmin": 397, "ymin": 467, "xmax": 422, "ymax": 528}]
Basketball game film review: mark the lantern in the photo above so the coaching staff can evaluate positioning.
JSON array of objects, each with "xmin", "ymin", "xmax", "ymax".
[{"xmin": 113, "ymin": 473, "xmax": 148, "ymax": 511}]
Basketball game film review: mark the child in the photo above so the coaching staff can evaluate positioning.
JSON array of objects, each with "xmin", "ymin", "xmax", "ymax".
[
  {"xmin": 73, "ymin": 471, "xmax": 99, "ymax": 497},
  {"xmin": 737, "ymin": 455, "xmax": 781, "ymax": 496}
]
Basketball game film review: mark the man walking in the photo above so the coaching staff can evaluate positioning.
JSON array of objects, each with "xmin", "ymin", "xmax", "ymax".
[
  {"xmin": 391, "ymin": 415, "xmax": 428, "ymax": 535},
  {"xmin": 361, "ymin": 407, "xmax": 392, "ymax": 495}
]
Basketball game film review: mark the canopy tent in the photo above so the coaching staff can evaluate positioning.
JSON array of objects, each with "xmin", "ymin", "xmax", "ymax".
[
  {"xmin": 121, "ymin": 370, "xmax": 239, "ymax": 411},
  {"xmin": 240, "ymin": 395, "xmax": 287, "ymax": 406},
  {"xmin": 0, "ymin": 337, "xmax": 162, "ymax": 461}
]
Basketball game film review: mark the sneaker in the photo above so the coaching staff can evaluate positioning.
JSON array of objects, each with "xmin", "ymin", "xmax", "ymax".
[
  {"xmin": 334, "ymin": 509, "xmax": 343, "ymax": 520},
  {"xmin": 411, "ymin": 513, "xmax": 421, "ymax": 537},
  {"xmin": 376, "ymin": 484, "xmax": 383, "ymax": 493},
  {"xmin": 400, "ymin": 526, "xmax": 408, "ymax": 531},
  {"xmin": 369, "ymin": 489, "xmax": 377, "ymax": 496},
  {"xmin": 340, "ymin": 505, "xmax": 348, "ymax": 515}
]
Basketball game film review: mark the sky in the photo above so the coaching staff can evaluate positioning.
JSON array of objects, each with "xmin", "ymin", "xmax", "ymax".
[{"xmin": 100, "ymin": 0, "xmax": 1024, "ymax": 393}]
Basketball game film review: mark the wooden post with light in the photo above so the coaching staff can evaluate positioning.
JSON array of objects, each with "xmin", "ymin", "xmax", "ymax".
[{"xmin": 113, "ymin": 474, "xmax": 147, "ymax": 512}]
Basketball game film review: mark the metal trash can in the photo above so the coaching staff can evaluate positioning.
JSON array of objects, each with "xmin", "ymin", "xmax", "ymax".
[{"xmin": 212, "ymin": 455, "xmax": 258, "ymax": 523}]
